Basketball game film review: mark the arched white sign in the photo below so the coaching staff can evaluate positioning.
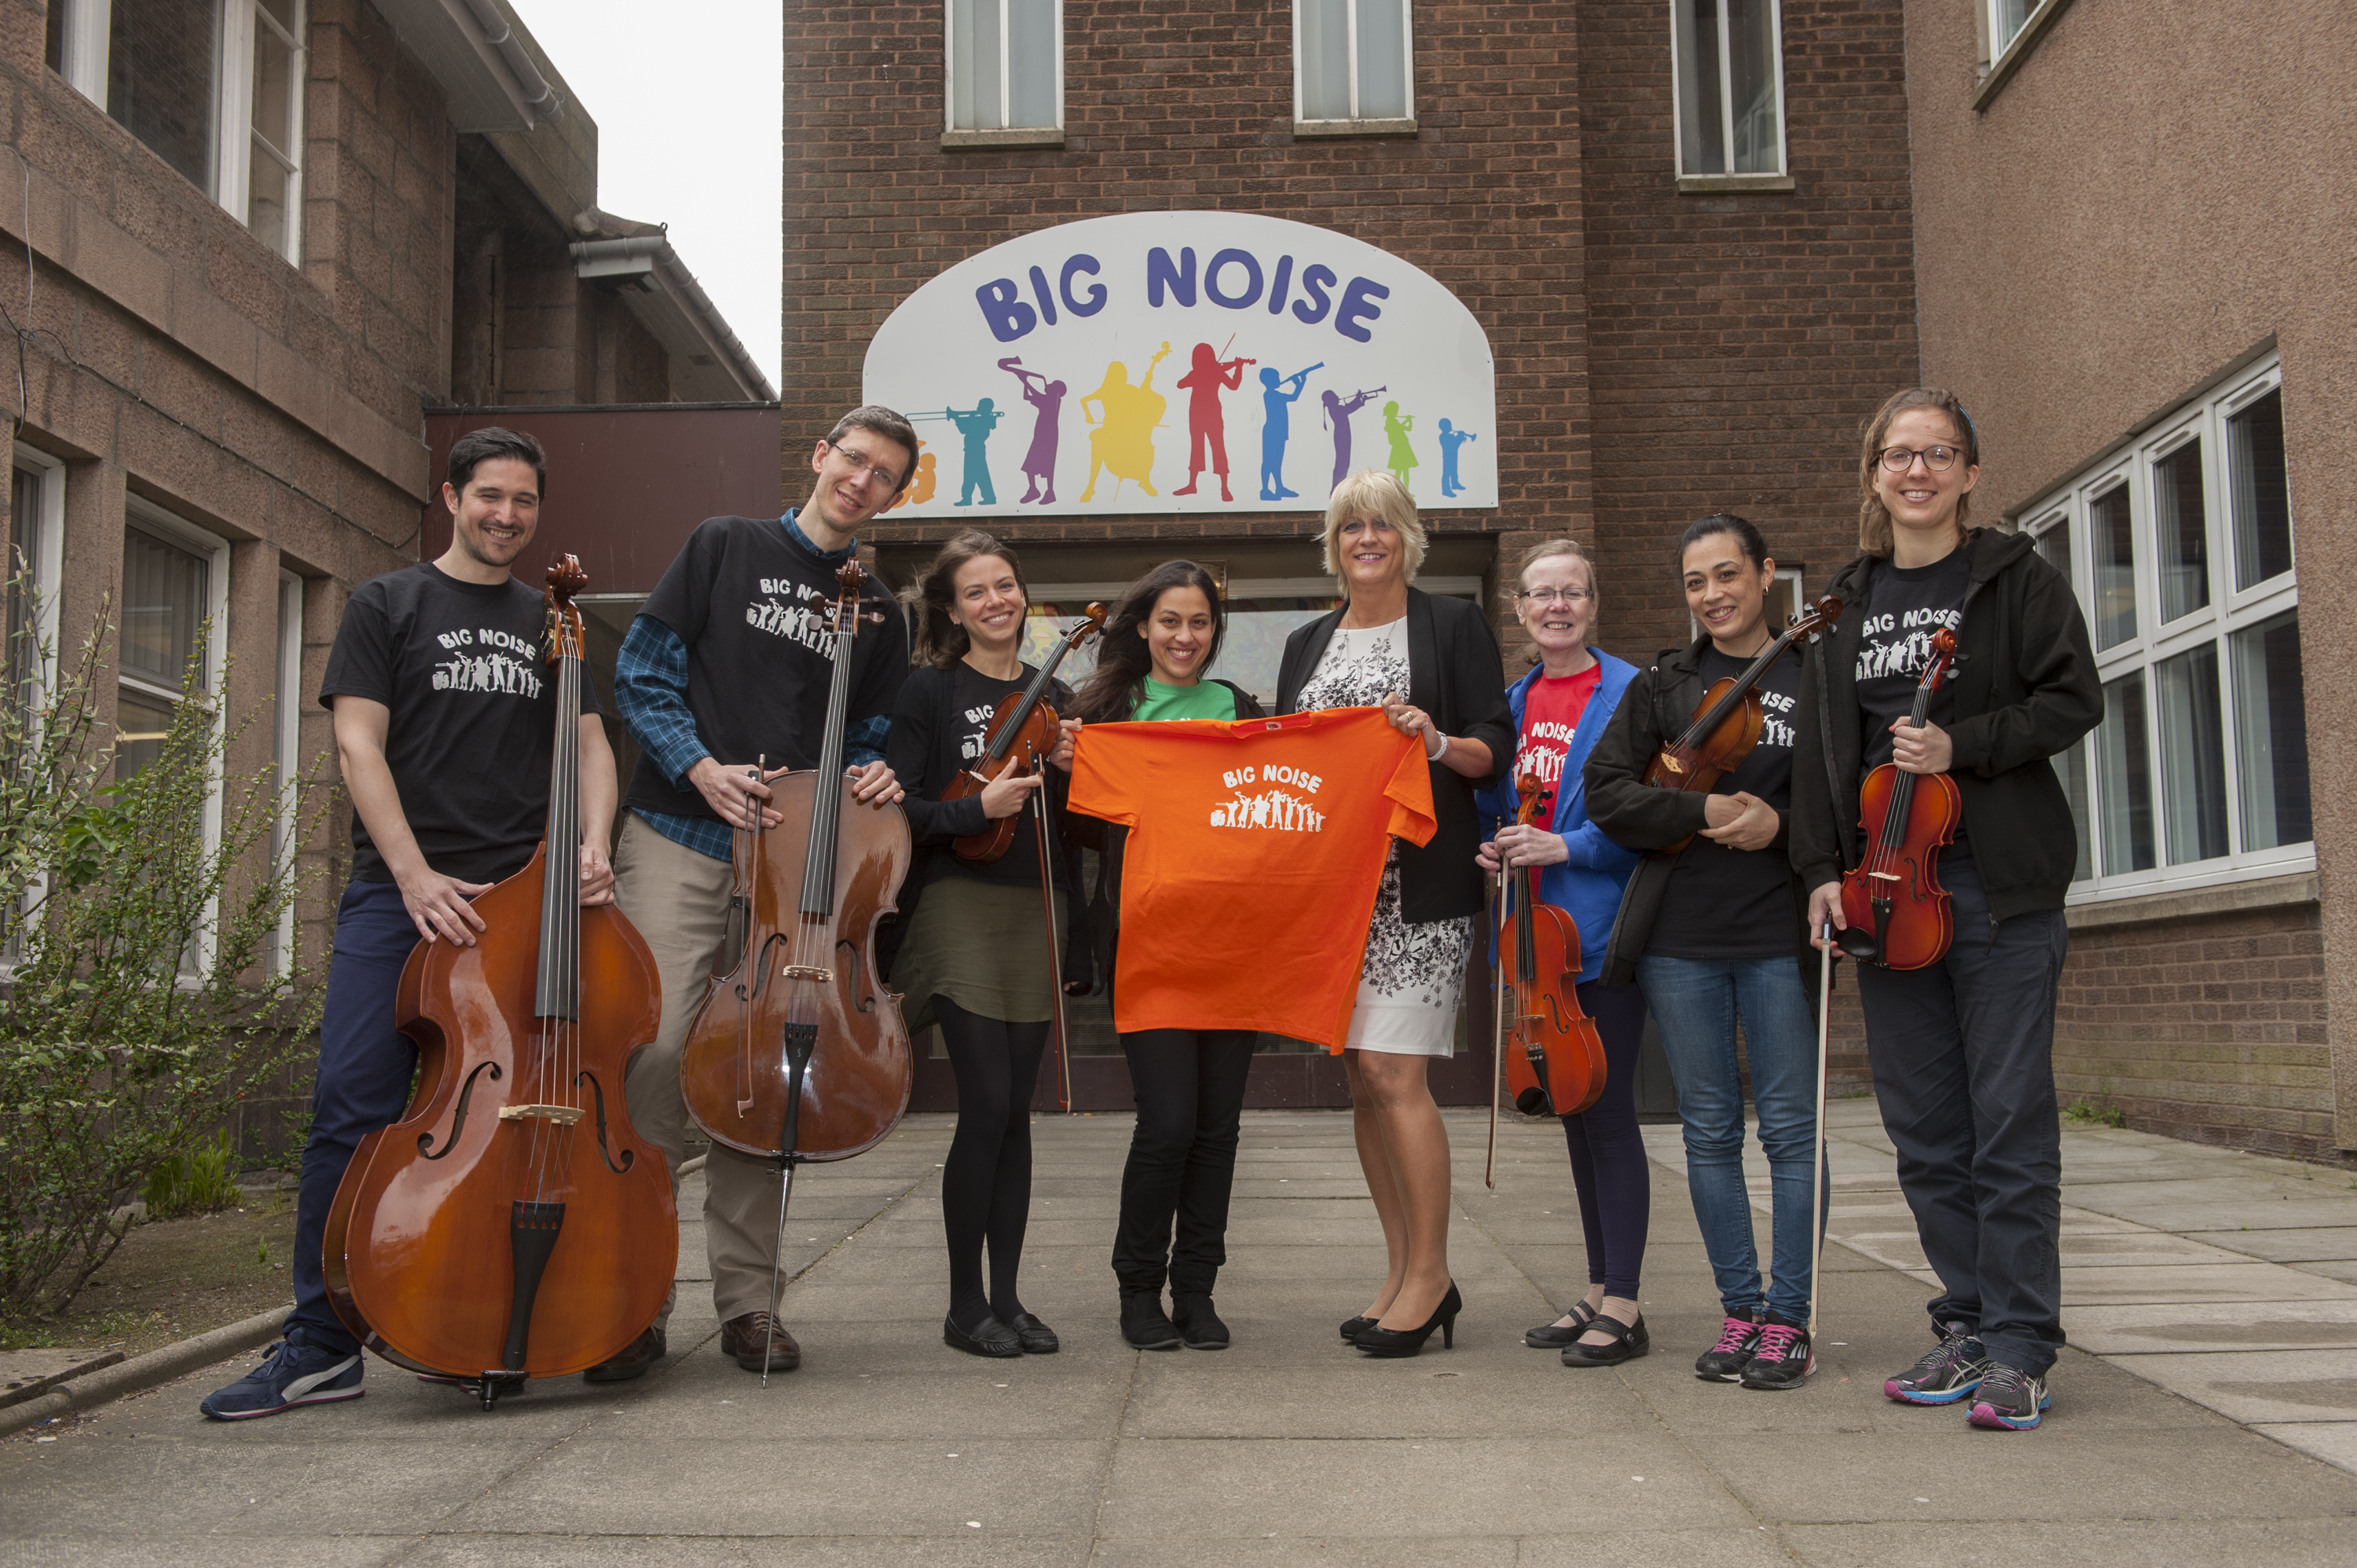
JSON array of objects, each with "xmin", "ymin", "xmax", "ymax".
[{"xmin": 862, "ymin": 211, "xmax": 1497, "ymax": 518}]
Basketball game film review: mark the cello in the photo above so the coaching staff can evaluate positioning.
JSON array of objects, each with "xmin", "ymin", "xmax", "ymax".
[
  {"xmin": 676, "ymin": 560, "xmax": 915, "ymax": 1379},
  {"xmin": 941, "ymin": 603, "xmax": 1106, "ymax": 863},
  {"xmin": 1495, "ymin": 773, "xmax": 1607, "ymax": 1123},
  {"xmin": 1838, "ymin": 625, "xmax": 1962, "ymax": 970},
  {"xmin": 323, "ymin": 556, "xmax": 674, "ymax": 1409},
  {"xmin": 1644, "ymin": 593, "xmax": 1842, "ymax": 853}
]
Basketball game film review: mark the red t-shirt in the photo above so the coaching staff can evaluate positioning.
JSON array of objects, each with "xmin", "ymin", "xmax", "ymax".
[{"xmin": 1508, "ymin": 663, "xmax": 1603, "ymax": 793}]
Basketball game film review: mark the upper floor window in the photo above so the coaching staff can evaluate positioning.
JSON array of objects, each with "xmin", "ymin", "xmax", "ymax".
[
  {"xmin": 1672, "ymin": 0, "xmax": 1786, "ymax": 179},
  {"xmin": 946, "ymin": 0, "xmax": 1062, "ymax": 133},
  {"xmin": 2025, "ymin": 357, "xmax": 2305, "ymax": 901},
  {"xmin": 1296, "ymin": 0, "xmax": 1413, "ymax": 127},
  {"xmin": 1987, "ymin": 0, "xmax": 2045, "ymax": 60},
  {"xmin": 46, "ymin": 0, "xmax": 306, "ymax": 262}
]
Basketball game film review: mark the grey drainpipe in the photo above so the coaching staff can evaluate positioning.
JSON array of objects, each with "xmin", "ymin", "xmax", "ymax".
[{"xmin": 453, "ymin": 0, "xmax": 564, "ymax": 124}]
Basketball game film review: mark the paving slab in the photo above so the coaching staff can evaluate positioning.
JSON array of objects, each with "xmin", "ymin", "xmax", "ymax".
[
  {"xmin": 2064, "ymin": 1302, "xmax": 2357, "ymax": 1354},
  {"xmin": 2184, "ymin": 1226, "xmax": 2357, "ymax": 1263},
  {"xmin": 2108, "ymin": 1349, "xmax": 2357, "ymax": 1424}
]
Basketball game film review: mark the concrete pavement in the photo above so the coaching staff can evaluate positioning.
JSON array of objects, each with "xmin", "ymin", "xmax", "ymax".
[{"xmin": 5, "ymin": 1102, "xmax": 2357, "ymax": 1564}]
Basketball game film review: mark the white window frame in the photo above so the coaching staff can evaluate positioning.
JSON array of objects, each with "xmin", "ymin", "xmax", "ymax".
[
  {"xmin": 9, "ymin": 446, "xmax": 67, "ymax": 713},
  {"xmin": 269, "ymin": 568, "xmax": 302, "ymax": 975},
  {"xmin": 51, "ymin": 0, "xmax": 306, "ymax": 265},
  {"xmin": 2025, "ymin": 356, "xmax": 2305, "ymax": 907},
  {"xmin": 1292, "ymin": 0, "xmax": 1417, "ymax": 129},
  {"xmin": 1984, "ymin": 0, "xmax": 2048, "ymax": 68},
  {"xmin": 1670, "ymin": 0, "xmax": 1789, "ymax": 181},
  {"xmin": 942, "ymin": 0, "xmax": 1065, "ymax": 134}
]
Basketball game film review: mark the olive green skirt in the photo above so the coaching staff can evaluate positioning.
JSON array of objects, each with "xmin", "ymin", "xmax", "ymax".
[{"xmin": 891, "ymin": 873, "xmax": 1066, "ymax": 1035}]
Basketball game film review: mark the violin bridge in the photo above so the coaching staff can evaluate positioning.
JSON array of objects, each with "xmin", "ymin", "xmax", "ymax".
[
  {"xmin": 1868, "ymin": 871, "xmax": 1902, "ymax": 882},
  {"xmin": 781, "ymin": 964, "xmax": 834, "ymax": 984},
  {"xmin": 497, "ymin": 1104, "xmax": 585, "ymax": 1125}
]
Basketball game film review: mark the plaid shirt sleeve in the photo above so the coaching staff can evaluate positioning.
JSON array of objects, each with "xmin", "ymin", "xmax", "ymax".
[
  {"xmin": 845, "ymin": 713, "xmax": 891, "ymax": 770},
  {"xmin": 613, "ymin": 614, "xmax": 709, "ymax": 788}
]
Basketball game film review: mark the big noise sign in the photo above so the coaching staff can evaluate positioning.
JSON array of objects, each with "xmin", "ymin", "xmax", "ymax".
[{"xmin": 861, "ymin": 211, "xmax": 1498, "ymax": 518}]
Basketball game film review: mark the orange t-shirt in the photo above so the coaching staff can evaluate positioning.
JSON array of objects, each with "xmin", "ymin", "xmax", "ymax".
[{"xmin": 1067, "ymin": 705, "xmax": 1437, "ymax": 1050}]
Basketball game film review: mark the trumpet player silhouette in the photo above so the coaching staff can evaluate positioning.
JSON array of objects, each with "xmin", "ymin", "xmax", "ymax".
[
  {"xmin": 1259, "ymin": 362, "xmax": 1320, "ymax": 501},
  {"xmin": 1436, "ymin": 419, "xmax": 1478, "ymax": 499},
  {"xmin": 1322, "ymin": 386, "xmax": 1384, "ymax": 493}
]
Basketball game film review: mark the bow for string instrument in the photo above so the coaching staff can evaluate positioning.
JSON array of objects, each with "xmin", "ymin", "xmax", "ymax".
[
  {"xmin": 1496, "ymin": 773, "xmax": 1607, "ymax": 1134},
  {"xmin": 941, "ymin": 603, "xmax": 1106, "ymax": 863},
  {"xmin": 1838, "ymin": 625, "xmax": 1962, "ymax": 971},
  {"xmin": 1643, "ymin": 593, "xmax": 1843, "ymax": 853},
  {"xmin": 677, "ymin": 560, "xmax": 916, "ymax": 1383},
  {"xmin": 323, "ymin": 556, "xmax": 674, "ymax": 1409}
]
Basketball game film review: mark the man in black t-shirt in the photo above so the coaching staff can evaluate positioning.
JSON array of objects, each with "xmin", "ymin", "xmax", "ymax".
[
  {"xmin": 602, "ymin": 405, "xmax": 915, "ymax": 1379},
  {"xmin": 202, "ymin": 428, "xmax": 621, "ymax": 1422}
]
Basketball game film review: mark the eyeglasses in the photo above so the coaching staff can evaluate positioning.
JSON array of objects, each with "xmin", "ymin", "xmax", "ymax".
[
  {"xmin": 1516, "ymin": 587, "xmax": 1594, "ymax": 606},
  {"xmin": 1879, "ymin": 444, "xmax": 1963, "ymax": 473},
  {"xmin": 827, "ymin": 441, "xmax": 904, "ymax": 493}
]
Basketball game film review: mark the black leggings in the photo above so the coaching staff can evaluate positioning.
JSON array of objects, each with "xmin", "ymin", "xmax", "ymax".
[
  {"xmin": 1560, "ymin": 980, "xmax": 1651, "ymax": 1302},
  {"xmin": 1113, "ymin": 1028, "xmax": 1256, "ymax": 1296},
  {"xmin": 936, "ymin": 997, "xmax": 1050, "ymax": 1327}
]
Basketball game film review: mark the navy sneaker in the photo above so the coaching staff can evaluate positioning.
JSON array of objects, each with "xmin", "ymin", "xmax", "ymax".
[
  {"xmin": 1884, "ymin": 1322, "xmax": 1989, "ymax": 1405},
  {"xmin": 199, "ymin": 1328, "xmax": 364, "ymax": 1420},
  {"xmin": 1967, "ymin": 1363, "xmax": 2052, "ymax": 1431},
  {"xmin": 1695, "ymin": 1315, "xmax": 1762, "ymax": 1383},
  {"xmin": 1739, "ymin": 1317, "xmax": 1814, "ymax": 1390}
]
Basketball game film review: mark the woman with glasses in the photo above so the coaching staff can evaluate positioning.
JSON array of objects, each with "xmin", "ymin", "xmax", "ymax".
[
  {"xmin": 1584, "ymin": 514, "xmax": 1823, "ymax": 1390},
  {"xmin": 1790, "ymin": 388, "xmax": 2099, "ymax": 1431},
  {"xmin": 1472, "ymin": 541, "xmax": 1649, "ymax": 1368}
]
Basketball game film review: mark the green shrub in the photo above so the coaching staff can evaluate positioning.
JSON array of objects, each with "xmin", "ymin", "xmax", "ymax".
[
  {"xmin": 142, "ymin": 1130, "xmax": 243, "ymax": 1221},
  {"xmin": 2062, "ymin": 1097, "xmax": 2128, "ymax": 1129}
]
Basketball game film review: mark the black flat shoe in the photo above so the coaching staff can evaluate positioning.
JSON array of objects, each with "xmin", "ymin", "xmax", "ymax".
[
  {"xmin": 1170, "ymin": 1292, "xmax": 1230, "ymax": 1350},
  {"xmin": 1120, "ymin": 1291, "xmax": 1182, "ymax": 1350},
  {"xmin": 1005, "ymin": 1313, "xmax": 1060, "ymax": 1354},
  {"xmin": 944, "ymin": 1312, "xmax": 1023, "ymax": 1359},
  {"xmin": 1340, "ymin": 1315, "xmax": 1376, "ymax": 1340},
  {"xmin": 1523, "ymin": 1301, "xmax": 1600, "ymax": 1349},
  {"xmin": 1559, "ymin": 1312, "xmax": 1649, "ymax": 1368},
  {"xmin": 1354, "ymin": 1282, "xmax": 1461, "ymax": 1358}
]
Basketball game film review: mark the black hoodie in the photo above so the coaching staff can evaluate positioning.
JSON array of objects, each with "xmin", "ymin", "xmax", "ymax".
[{"xmin": 1789, "ymin": 527, "xmax": 2102, "ymax": 929}]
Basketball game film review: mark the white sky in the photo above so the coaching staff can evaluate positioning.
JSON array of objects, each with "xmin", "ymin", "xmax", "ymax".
[{"xmin": 511, "ymin": 0, "xmax": 784, "ymax": 395}]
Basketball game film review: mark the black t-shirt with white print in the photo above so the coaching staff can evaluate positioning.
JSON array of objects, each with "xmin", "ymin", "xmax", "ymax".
[
  {"xmin": 889, "ymin": 661, "xmax": 1074, "ymax": 891},
  {"xmin": 1644, "ymin": 643, "xmax": 1802, "ymax": 961},
  {"xmin": 320, "ymin": 562, "xmax": 602, "ymax": 886},
  {"xmin": 1855, "ymin": 548, "xmax": 1969, "ymax": 771},
  {"xmin": 622, "ymin": 515, "xmax": 911, "ymax": 826}
]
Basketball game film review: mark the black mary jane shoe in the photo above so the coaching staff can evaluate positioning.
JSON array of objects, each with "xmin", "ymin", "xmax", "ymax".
[
  {"xmin": 1340, "ymin": 1315, "xmax": 1376, "ymax": 1341},
  {"xmin": 1354, "ymin": 1282, "xmax": 1462, "ymax": 1359},
  {"xmin": 1004, "ymin": 1313, "xmax": 1060, "ymax": 1354},
  {"xmin": 1523, "ymin": 1301, "xmax": 1600, "ymax": 1349},
  {"xmin": 944, "ymin": 1312, "xmax": 1024, "ymax": 1359},
  {"xmin": 1559, "ymin": 1312, "xmax": 1650, "ymax": 1368}
]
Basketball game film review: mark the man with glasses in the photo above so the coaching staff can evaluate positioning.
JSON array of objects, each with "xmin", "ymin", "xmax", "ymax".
[{"xmin": 588, "ymin": 407, "xmax": 917, "ymax": 1382}]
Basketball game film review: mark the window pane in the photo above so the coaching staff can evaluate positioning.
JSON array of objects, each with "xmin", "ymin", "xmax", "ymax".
[
  {"xmin": 1354, "ymin": 0, "xmax": 1409, "ymax": 119},
  {"xmin": 2095, "ymin": 671, "xmax": 2154, "ymax": 875},
  {"xmin": 950, "ymin": 0, "xmax": 1002, "ymax": 130},
  {"xmin": 247, "ymin": 138, "xmax": 291, "ymax": 254},
  {"xmin": 122, "ymin": 526, "xmax": 209, "ymax": 691},
  {"xmin": 115, "ymin": 683, "xmax": 177, "ymax": 779},
  {"xmin": 2153, "ymin": 438, "xmax": 2209, "ymax": 623},
  {"xmin": 2033, "ymin": 517, "xmax": 2070, "ymax": 586},
  {"xmin": 1006, "ymin": 0, "xmax": 1057, "ymax": 129},
  {"xmin": 2227, "ymin": 387, "xmax": 2293, "ymax": 590},
  {"xmin": 251, "ymin": 13, "xmax": 295, "ymax": 153},
  {"xmin": 2090, "ymin": 482, "xmax": 2136, "ymax": 650},
  {"xmin": 1676, "ymin": 0, "xmax": 1728, "ymax": 175},
  {"xmin": 1994, "ymin": 0, "xmax": 2037, "ymax": 51},
  {"xmin": 258, "ymin": 0, "xmax": 299, "ymax": 31},
  {"xmin": 1727, "ymin": 0, "xmax": 1780, "ymax": 174},
  {"xmin": 2052, "ymin": 736, "xmax": 2093, "ymax": 884},
  {"xmin": 2231, "ymin": 610, "xmax": 2310, "ymax": 852},
  {"xmin": 108, "ymin": 0, "xmax": 222, "ymax": 196},
  {"xmin": 1299, "ymin": 0, "xmax": 1352, "ymax": 119},
  {"xmin": 2154, "ymin": 643, "xmax": 2228, "ymax": 865}
]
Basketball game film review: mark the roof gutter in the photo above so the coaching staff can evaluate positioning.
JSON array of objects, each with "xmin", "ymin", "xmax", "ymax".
[
  {"xmin": 448, "ymin": 0, "xmax": 563, "ymax": 124},
  {"xmin": 569, "ymin": 236, "xmax": 779, "ymax": 403}
]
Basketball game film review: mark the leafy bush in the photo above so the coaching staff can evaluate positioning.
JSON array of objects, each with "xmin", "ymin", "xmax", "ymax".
[
  {"xmin": 142, "ymin": 1130, "xmax": 242, "ymax": 1221},
  {"xmin": 0, "ymin": 595, "xmax": 328, "ymax": 1317},
  {"xmin": 2062, "ymin": 1097, "xmax": 2127, "ymax": 1129}
]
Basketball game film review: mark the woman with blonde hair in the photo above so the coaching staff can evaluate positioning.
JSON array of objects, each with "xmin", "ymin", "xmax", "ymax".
[{"xmin": 1275, "ymin": 470, "xmax": 1512, "ymax": 1356}]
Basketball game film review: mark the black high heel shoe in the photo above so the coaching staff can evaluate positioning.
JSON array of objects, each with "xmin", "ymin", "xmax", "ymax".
[
  {"xmin": 1558, "ymin": 1311, "xmax": 1649, "ymax": 1368},
  {"xmin": 1354, "ymin": 1282, "xmax": 1461, "ymax": 1358},
  {"xmin": 1340, "ymin": 1315, "xmax": 1376, "ymax": 1340}
]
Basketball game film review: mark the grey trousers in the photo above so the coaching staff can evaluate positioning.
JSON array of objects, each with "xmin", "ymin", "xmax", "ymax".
[
  {"xmin": 1853, "ymin": 848, "xmax": 2069, "ymax": 1377},
  {"xmin": 613, "ymin": 812, "xmax": 801, "ymax": 1328}
]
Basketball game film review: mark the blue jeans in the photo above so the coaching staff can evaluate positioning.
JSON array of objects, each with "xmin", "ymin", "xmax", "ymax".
[
  {"xmin": 1637, "ymin": 954, "xmax": 1826, "ymax": 1324},
  {"xmin": 287, "ymin": 879, "xmax": 423, "ymax": 1354}
]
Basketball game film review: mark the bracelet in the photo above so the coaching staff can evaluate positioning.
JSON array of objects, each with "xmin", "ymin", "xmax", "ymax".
[{"xmin": 1426, "ymin": 729, "xmax": 1450, "ymax": 761}]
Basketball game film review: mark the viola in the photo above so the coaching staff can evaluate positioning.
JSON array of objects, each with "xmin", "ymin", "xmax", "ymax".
[
  {"xmin": 943, "ymin": 603, "xmax": 1106, "ymax": 863},
  {"xmin": 1644, "ymin": 593, "xmax": 1843, "ymax": 853},
  {"xmin": 1496, "ymin": 773, "xmax": 1607, "ymax": 1120},
  {"xmin": 323, "ymin": 556, "xmax": 674, "ymax": 1409},
  {"xmin": 1838, "ymin": 625, "xmax": 1962, "ymax": 970}
]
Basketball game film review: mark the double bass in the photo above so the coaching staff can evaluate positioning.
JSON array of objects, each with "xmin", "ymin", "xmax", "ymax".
[
  {"xmin": 676, "ymin": 561, "xmax": 915, "ymax": 1378},
  {"xmin": 940, "ymin": 603, "xmax": 1106, "ymax": 863},
  {"xmin": 1838, "ymin": 625, "xmax": 1962, "ymax": 970},
  {"xmin": 324, "ymin": 557, "xmax": 674, "ymax": 1409},
  {"xmin": 1494, "ymin": 773, "xmax": 1607, "ymax": 1131}
]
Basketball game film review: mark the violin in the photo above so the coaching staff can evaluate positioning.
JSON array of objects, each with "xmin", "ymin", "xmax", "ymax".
[
  {"xmin": 1496, "ymin": 773, "xmax": 1607, "ymax": 1120},
  {"xmin": 1644, "ymin": 594, "xmax": 1843, "ymax": 853},
  {"xmin": 943, "ymin": 603, "xmax": 1106, "ymax": 863},
  {"xmin": 676, "ymin": 562, "xmax": 915, "ymax": 1373},
  {"xmin": 323, "ymin": 557, "xmax": 674, "ymax": 1409},
  {"xmin": 1838, "ymin": 625, "xmax": 1962, "ymax": 970}
]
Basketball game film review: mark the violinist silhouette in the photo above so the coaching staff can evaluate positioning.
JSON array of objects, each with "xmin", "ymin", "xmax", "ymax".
[{"xmin": 1173, "ymin": 341, "xmax": 1250, "ymax": 502}]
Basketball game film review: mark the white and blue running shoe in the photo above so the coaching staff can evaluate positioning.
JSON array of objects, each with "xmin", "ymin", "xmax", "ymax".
[
  {"xmin": 199, "ymin": 1328, "xmax": 364, "ymax": 1420},
  {"xmin": 1883, "ymin": 1323, "xmax": 1989, "ymax": 1405}
]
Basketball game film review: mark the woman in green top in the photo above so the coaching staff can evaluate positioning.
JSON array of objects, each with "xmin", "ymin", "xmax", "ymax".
[{"xmin": 1069, "ymin": 562, "xmax": 1265, "ymax": 1350}]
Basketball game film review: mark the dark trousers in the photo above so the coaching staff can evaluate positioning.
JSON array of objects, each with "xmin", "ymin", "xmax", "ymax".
[
  {"xmin": 288, "ymin": 879, "xmax": 423, "ymax": 1354},
  {"xmin": 1853, "ymin": 849, "xmax": 2067, "ymax": 1376},
  {"xmin": 1559, "ymin": 981, "xmax": 1651, "ymax": 1301},
  {"xmin": 1113, "ymin": 1029, "xmax": 1256, "ymax": 1295}
]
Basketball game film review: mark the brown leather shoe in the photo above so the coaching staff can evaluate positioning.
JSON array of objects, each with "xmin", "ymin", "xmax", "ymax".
[
  {"xmin": 720, "ymin": 1311, "xmax": 801, "ymax": 1372},
  {"xmin": 582, "ymin": 1325, "xmax": 665, "ymax": 1383}
]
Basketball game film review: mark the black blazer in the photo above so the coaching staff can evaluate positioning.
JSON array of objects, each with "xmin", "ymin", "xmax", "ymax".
[{"xmin": 1275, "ymin": 588, "xmax": 1512, "ymax": 924}]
